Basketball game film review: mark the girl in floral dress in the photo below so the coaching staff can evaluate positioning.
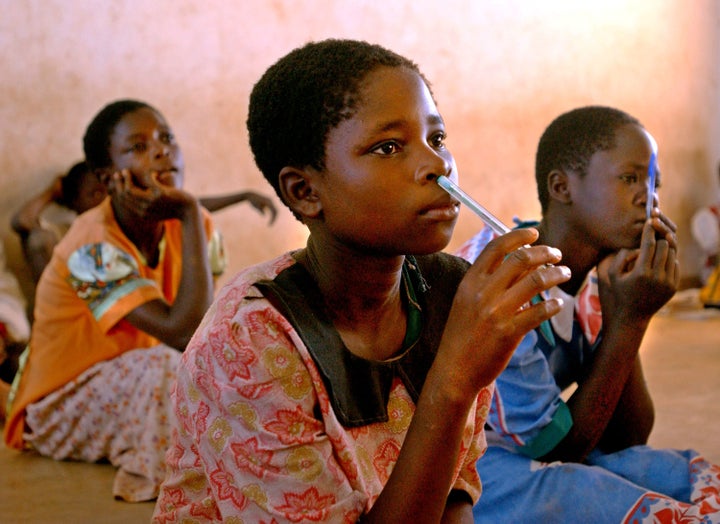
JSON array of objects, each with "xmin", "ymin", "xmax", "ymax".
[{"xmin": 153, "ymin": 39, "xmax": 570, "ymax": 523}]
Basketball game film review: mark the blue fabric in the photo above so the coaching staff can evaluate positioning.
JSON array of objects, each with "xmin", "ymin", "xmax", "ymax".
[
  {"xmin": 473, "ymin": 445, "xmax": 703, "ymax": 523},
  {"xmin": 459, "ymin": 225, "xmax": 720, "ymax": 522},
  {"xmin": 487, "ymin": 330, "xmax": 570, "ymax": 452}
]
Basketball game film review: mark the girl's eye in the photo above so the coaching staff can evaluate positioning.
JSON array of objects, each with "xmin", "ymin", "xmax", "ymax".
[
  {"xmin": 620, "ymin": 173, "xmax": 639, "ymax": 184},
  {"xmin": 371, "ymin": 141, "xmax": 401, "ymax": 156},
  {"xmin": 161, "ymin": 132, "xmax": 175, "ymax": 144},
  {"xmin": 430, "ymin": 131, "xmax": 447, "ymax": 149},
  {"xmin": 128, "ymin": 142, "xmax": 147, "ymax": 153}
]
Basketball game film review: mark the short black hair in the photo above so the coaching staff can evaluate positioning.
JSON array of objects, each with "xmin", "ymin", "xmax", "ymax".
[
  {"xmin": 535, "ymin": 105, "xmax": 641, "ymax": 212},
  {"xmin": 57, "ymin": 160, "xmax": 95, "ymax": 208},
  {"xmin": 247, "ymin": 39, "xmax": 426, "ymax": 211},
  {"xmin": 83, "ymin": 99, "xmax": 155, "ymax": 170}
]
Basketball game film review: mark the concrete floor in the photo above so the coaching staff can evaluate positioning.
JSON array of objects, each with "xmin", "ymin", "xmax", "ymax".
[{"xmin": 1, "ymin": 290, "xmax": 718, "ymax": 523}]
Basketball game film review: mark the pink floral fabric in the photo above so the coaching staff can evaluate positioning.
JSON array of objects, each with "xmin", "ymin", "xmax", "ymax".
[
  {"xmin": 153, "ymin": 253, "xmax": 490, "ymax": 522},
  {"xmin": 622, "ymin": 456, "xmax": 720, "ymax": 523}
]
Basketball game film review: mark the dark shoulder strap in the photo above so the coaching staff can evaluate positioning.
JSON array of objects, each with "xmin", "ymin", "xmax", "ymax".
[{"xmin": 255, "ymin": 253, "xmax": 469, "ymax": 427}]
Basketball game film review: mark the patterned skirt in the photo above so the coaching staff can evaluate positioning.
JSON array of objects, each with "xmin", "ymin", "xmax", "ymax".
[{"xmin": 24, "ymin": 345, "xmax": 180, "ymax": 502}]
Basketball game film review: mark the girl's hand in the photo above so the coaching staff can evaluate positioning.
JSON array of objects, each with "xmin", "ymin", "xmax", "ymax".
[
  {"xmin": 437, "ymin": 228, "xmax": 570, "ymax": 393},
  {"xmin": 598, "ymin": 219, "xmax": 678, "ymax": 325},
  {"xmin": 109, "ymin": 169, "xmax": 197, "ymax": 221},
  {"xmin": 49, "ymin": 175, "xmax": 65, "ymax": 202},
  {"xmin": 649, "ymin": 207, "xmax": 678, "ymax": 250},
  {"xmin": 246, "ymin": 192, "xmax": 278, "ymax": 224}
]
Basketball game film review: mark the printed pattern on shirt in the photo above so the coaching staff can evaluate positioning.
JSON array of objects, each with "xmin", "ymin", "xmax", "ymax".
[{"xmin": 67, "ymin": 242, "xmax": 154, "ymax": 318}]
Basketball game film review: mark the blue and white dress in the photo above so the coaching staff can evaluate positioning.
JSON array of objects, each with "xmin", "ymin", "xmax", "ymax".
[{"xmin": 457, "ymin": 224, "xmax": 720, "ymax": 524}]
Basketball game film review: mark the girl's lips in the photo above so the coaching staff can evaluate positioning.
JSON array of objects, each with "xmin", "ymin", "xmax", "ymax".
[{"xmin": 421, "ymin": 202, "xmax": 460, "ymax": 221}]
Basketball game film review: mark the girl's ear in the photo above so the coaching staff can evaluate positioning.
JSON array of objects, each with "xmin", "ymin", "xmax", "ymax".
[
  {"xmin": 547, "ymin": 169, "xmax": 572, "ymax": 204},
  {"xmin": 278, "ymin": 166, "xmax": 322, "ymax": 219}
]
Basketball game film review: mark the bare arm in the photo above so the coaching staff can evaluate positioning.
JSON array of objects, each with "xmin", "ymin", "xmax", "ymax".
[
  {"xmin": 550, "ymin": 322, "xmax": 653, "ymax": 462},
  {"xmin": 363, "ymin": 229, "xmax": 569, "ymax": 524},
  {"xmin": 11, "ymin": 176, "xmax": 63, "ymax": 236},
  {"xmin": 199, "ymin": 190, "xmax": 277, "ymax": 224},
  {"xmin": 440, "ymin": 499, "xmax": 474, "ymax": 524},
  {"xmin": 597, "ymin": 356, "xmax": 654, "ymax": 452},
  {"xmin": 12, "ymin": 177, "xmax": 65, "ymax": 281},
  {"xmin": 112, "ymin": 170, "xmax": 214, "ymax": 351},
  {"xmin": 542, "ymin": 216, "xmax": 678, "ymax": 463}
]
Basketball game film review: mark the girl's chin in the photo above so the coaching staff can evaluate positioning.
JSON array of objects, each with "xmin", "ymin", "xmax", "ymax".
[{"xmin": 413, "ymin": 237, "xmax": 454, "ymax": 256}]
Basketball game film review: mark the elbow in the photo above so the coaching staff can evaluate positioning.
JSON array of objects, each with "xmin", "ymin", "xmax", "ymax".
[
  {"xmin": 162, "ymin": 331, "xmax": 194, "ymax": 352},
  {"xmin": 163, "ymin": 322, "xmax": 202, "ymax": 352},
  {"xmin": 635, "ymin": 406, "xmax": 655, "ymax": 444},
  {"xmin": 167, "ymin": 334, "xmax": 189, "ymax": 352},
  {"xmin": 631, "ymin": 393, "xmax": 655, "ymax": 445},
  {"xmin": 10, "ymin": 214, "xmax": 29, "ymax": 236}
]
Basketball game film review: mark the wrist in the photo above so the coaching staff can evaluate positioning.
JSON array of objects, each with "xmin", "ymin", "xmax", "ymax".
[
  {"xmin": 177, "ymin": 198, "xmax": 202, "ymax": 222},
  {"xmin": 422, "ymin": 363, "xmax": 478, "ymax": 414}
]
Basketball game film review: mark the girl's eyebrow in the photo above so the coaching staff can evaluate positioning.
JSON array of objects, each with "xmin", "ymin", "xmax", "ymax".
[
  {"xmin": 369, "ymin": 113, "xmax": 445, "ymax": 134},
  {"xmin": 122, "ymin": 127, "xmax": 170, "ymax": 143},
  {"xmin": 615, "ymin": 160, "xmax": 651, "ymax": 171}
]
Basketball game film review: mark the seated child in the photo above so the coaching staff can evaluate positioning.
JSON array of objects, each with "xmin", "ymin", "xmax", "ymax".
[
  {"xmin": 12, "ymin": 160, "xmax": 278, "ymax": 287},
  {"xmin": 3, "ymin": 99, "xmax": 224, "ymax": 502},
  {"xmin": 456, "ymin": 106, "xmax": 720, "ymax": 523},
  {"xmin": 691, "ymin": 161, "xmax": 720, "ymax": 307},
  {"xmin": 152, "ymin": 39, "xmax": 570, "ymax": 523},
  {"xmin": 11, "ymin": 161, "xmax": 106, "ymax": 285},
  {"xmin": 0, "ymin": 242, "xmax": 31, "ymax": 420}
]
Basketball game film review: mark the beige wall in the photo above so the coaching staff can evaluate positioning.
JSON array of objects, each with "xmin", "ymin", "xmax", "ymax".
[{"xmin": 2, "ymin": 0, "xmax": 719, "ymax": 298}]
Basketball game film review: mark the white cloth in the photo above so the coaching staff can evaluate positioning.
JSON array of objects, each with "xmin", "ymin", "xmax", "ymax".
[{"xmin": 0, "ymin": 243, "xmax": 30, "ymax": 343}]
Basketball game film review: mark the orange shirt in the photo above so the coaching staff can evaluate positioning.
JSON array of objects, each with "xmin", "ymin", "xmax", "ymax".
[{"xmin": 4, "ymin": 199, "xmax": 220, "ymax": 448}]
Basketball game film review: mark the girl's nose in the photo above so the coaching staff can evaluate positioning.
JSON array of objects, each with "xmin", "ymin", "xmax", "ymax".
[
  {"xmin": 416, "ymin": 149, "xmax": 453, "ymax": 184},
  {"xmin": 153, "ymin": 142, "xmax": 171, "ymax": 158},
  {"xmin": 638, "ymin": 185, "xmax": 658, "ymax": 210}
]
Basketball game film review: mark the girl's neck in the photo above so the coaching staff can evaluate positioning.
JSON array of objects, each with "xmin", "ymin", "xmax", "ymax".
[
  {"xmin": 298, "ymin": 235, "xmax": 405, "ymax": 310},
  {"xmin": 112, "ymin": 201, "xmax": 165, "ymax": 267},
  {"xmin": 536, "ymin": 218, "xmax": 601, "ymax": 296},
  {"xmin": 297, "ymin": 235, "xmax": 408, "ymax": 361}
]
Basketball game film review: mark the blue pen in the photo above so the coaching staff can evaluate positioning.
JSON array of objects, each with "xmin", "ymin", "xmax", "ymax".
[
  {"xmin": 645, "ymin": 132, "xmax": 658, "ymax": 219},
  {"xmin": 437, "ymin": 175, "xmax": 556, "ymax": 345}
]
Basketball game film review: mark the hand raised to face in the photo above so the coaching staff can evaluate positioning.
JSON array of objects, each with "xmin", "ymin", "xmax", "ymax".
[{"xmin": 108, "ymin": 169, "xmax": 197, "ymax": 222}]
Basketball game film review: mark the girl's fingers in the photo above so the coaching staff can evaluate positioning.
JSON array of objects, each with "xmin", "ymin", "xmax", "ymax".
[
  {"xmin": 470, "ymin": 228, "xmax": 540, "ymax": 274},
  {"xmin": 461, "ymin": 244, "xmax": 569, "ymax": 327},
  {"xmin": 651, "ymin": 210, "xmax": 678, "ymax": 249},
  {"xmin": 652, "ymin": 208, "xmax": 677, "ymax": 232},
  {"xmin": 651, "ymin": 239, "xmax": 670, "ymax": 272},
  {"xmin": 108, "ymin": 170, "xmax": 126, "ymax": 195},
  {"xmin": 513, "ymin": 295, "xmax": 565, "ymax": 333},
  {"xmin": 498, "ymin": 264, "xmax": 571, "ymax": 316},
  {"xmin": 465, "ymin": 228, "xmax": 566, "ymax": 308},
  {"xmin": 632, "ymin": 221, "xmax": 657, "ymax": 269},
  {"xmin": 120, "ymin": 169, "xmax": 132, "ymax": 191}
]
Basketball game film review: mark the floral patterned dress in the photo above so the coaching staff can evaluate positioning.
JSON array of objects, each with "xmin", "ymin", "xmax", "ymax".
[{"xmin": 153, "ymin": 252, "xmax": 491, "ymax": 522}]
